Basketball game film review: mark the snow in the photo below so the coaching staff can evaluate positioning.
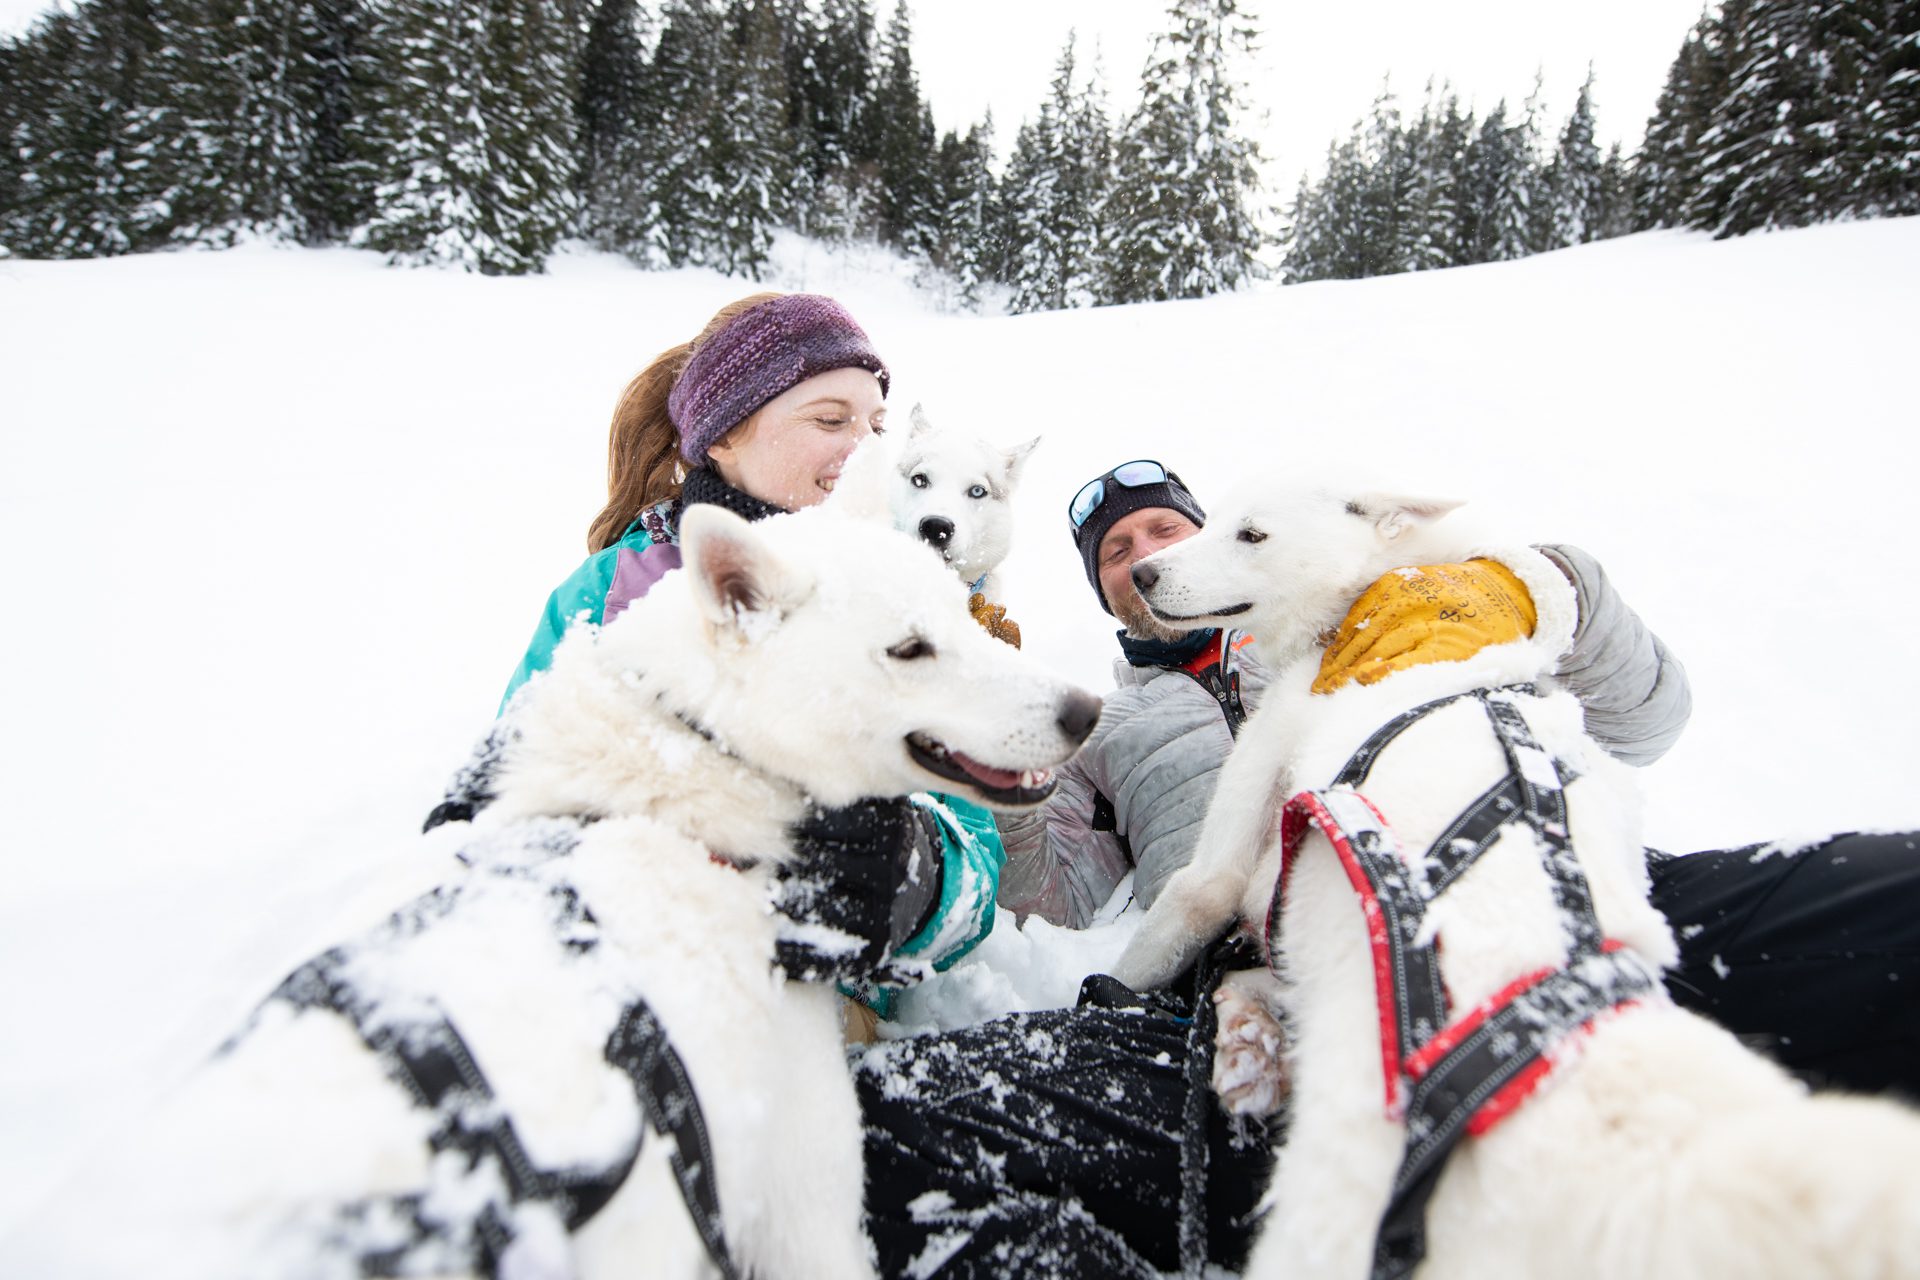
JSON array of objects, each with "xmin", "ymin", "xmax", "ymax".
[{"xmin": 3, "ymin": 218, "xmax": 1920, "ymax": 1242}]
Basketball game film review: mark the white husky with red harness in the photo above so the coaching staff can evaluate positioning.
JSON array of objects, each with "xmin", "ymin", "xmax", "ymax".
[{"xmin": 1113, "ymin": 483, "xmax": 1920, "ymax": 1280}]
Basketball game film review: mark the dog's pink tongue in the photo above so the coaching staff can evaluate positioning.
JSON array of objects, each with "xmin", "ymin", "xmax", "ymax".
[{"xmin": 950, "ymin": 750, "xmax": 1022, "ymax": 790}]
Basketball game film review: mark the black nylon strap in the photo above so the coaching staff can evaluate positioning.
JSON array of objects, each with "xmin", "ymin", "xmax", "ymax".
[
  {"xmin": 1479, "ymin": 694, "xmax": 1603, "ymax": 957},
  {"xmin": 605, "ymin": 1000, "xmax": 742, "ymax": 1280},
  {"xmin": 1332, "ymin": 685, "xmax": 1536, "ymax": 790}
]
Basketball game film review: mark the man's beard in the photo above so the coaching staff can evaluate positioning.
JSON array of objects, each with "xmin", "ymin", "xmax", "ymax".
[{"xmin": 1112, "ymin": 585, "xmax": 1191, "ymax": 644}]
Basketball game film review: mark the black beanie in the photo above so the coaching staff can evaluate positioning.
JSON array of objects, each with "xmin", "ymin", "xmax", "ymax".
[{"xmin": 1071, "ymin": 468, "xmax": 1207, "ymax": 615}]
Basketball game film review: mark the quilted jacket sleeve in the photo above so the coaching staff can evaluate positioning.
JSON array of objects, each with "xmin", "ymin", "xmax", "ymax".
[
  {"xmin": 995, "ymin": 749, "xmax": 1135, "ymax": 930},
  {"xmin": 1538, "ymin": 544, "xmax": 1693, "ymax": 766}
]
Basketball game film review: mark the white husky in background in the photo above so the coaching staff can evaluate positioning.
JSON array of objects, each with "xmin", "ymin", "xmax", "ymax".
[
  {"xmin": 1112, "ymin": 483, "xmax": 1920, "ymax": 1280},
  {"xmin": 891, "ymin": 404, "xmax": 1038, "ymax": 602},
  {"xmin": 17, "ymin": 448, "xmax": 1100, "ymax": 1280}
]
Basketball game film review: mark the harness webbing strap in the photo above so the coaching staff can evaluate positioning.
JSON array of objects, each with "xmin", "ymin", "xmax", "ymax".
[
  {"xmin": 1371, "ymin": 946, "xmax": 1657, "ymax": 1279},
  {"xmin": 1480, "ymin": 692, "xmax": 1602, "ymax": 956},
  {"xmin": 605, "ymin": 1001, "xmax": 742, "ymax": 1280},
  {"xmin": 1266, "ymin": 684, "xmax": 1659, "ymax": 1280},
  {"xmin": 1277, "ymin": 789, "xmax": 1446, "ymax": 1113},
  {"xmin": 1330, "ymin": 684, "xmax": 1536, "ymax": 790}
]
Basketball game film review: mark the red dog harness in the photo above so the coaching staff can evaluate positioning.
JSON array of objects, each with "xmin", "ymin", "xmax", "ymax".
[{"xmin": 1264, "ymin": 684, "xmax": 1659, "ymax": 1280}]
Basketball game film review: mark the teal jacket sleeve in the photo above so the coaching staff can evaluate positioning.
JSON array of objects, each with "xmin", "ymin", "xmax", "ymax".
[
  {"xmin": 895, "ymin": 792, "xmax": 1005, "ymax": 971},
  {"xmin": 500, "ymin": 547, "xmax": 623, "ymax": 713}
]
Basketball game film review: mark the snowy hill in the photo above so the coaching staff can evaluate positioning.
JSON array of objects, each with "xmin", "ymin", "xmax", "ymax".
[{"xmin": 3, "ymin": 218, "xmax": 1918, "ymax": 1240}]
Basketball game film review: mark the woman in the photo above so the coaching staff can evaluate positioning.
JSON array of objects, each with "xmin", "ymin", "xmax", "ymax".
[{"xmin": 500, "ymin": 291, "xmax": 1005, "ymax": 1005}]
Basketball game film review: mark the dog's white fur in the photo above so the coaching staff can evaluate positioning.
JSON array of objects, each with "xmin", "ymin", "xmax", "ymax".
[
  {"xmin": 1112, "ymin": 482, "xmax": 1920, "ymax": 1280},
  {"xmin": 22, "ymin": 447, "xmax": 1099, "ymax": 1280},
  {"xmin": 891, "ymin": 403, "xmax": 1038, "ymax": 602}
]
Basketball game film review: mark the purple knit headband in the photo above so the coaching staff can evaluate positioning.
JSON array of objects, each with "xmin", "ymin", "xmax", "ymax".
[{"xmin": 669, "ymin": 294, "xmax": 891, "ymax": 464}]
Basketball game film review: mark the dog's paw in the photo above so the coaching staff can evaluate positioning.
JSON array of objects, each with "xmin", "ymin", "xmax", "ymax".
[{"xmin": 1211, "ymin": 972, "xmax": 1289, "ymax": 1119}]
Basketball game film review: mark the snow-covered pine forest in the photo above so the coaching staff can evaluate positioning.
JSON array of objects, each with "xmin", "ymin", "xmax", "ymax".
[{"xmin": 4, "ymin": 0, "xmax": 1916, "ymax": 302}]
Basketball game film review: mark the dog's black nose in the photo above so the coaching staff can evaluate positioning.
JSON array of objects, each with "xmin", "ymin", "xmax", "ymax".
[
  {"xmin": 918, "ymin": 516, "xmax": 955, "ymax": 548},
  {"xmin": 1131, "ymin": 561, "xmax": 1159, "ymax": 594},
  {"xmin": 1057, "ymin": 689, "xmax": 1102, "ymax": 744}
]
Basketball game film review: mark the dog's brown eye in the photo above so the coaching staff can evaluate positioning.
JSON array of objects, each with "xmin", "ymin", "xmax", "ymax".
[
  {"xmin": 911, "ymin": 473, "xmax": 930, "ymax": 489},
  {"xmin": 1238, "ymin": 527, "xmax": 1267, "ymax": 544},
  {"xmin": 887, "ymin": 637, "xmax": 934, "ymax": 660}
]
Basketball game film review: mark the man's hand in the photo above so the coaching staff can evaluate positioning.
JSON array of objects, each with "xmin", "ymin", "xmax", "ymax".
[
  {"xmin": 969, "ymin": 592, "xmax": 1023, "ymax": 648},
  {"xmin": 1313, "ymin": 559, "xmax": 1536, "ymax": 694}
]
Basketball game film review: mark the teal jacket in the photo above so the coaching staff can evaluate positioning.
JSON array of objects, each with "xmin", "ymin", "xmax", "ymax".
[{"xmin": 503, "ymin": 495, "xmax": 1007, "ymax": 988}]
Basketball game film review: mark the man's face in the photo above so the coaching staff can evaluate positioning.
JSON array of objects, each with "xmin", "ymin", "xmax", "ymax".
[{"xmin": 1097, "ymin": 507, "xmax": 1202, "ymax": 639}]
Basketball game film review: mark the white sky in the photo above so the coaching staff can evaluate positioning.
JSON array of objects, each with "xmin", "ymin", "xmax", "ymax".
[{"xmin": 0, "ymin": 0, "xmax": 1707, "ymax": 187}]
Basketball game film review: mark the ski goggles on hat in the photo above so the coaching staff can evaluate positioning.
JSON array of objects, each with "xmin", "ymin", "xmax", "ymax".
[{"xmin": 1068, "ymin": 459, "xmax": 1173, "ymax": 529}]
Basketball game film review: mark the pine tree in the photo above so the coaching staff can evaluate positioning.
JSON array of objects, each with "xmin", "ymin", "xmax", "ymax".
[
  {"xmin": 639, "ymin": 0, "xmax": 727, "ymax": 265},
  {"xmin": 790, "ymin": 0, "xmax": 877, "ymax": 239},
  {"xmin": 1633, "ymin": 10, "xmax": 1729, "ymax": 229},
  {"xmin": 707, "ymin": 0, "xmax": 796, "ymax": 276},
  {"xmin": 1689, "ymin": 0, "xmax": 1856, "ymax": 235},
  {"xmin": 1858, "ymin": 0, "xmax": 1920, "ymax": 216},
  {"xmin": 1516, "ymin": 74, "xmax": 1556, "ymax": 254},
  {"xmin": 2, "ymin": 0, "xmax": 173, "ymax": 257},
  {"xmin": 1462, "ymin": 100, "xmax": 1534, "ymax": 263},
  {"xmin": 867, "ymin": 1, "xmax": 938, "ymax": 254},
  {"xmin": 1104, "ymin": 0, "xmax": 1267, "ymax": 302},
  {"xmin": 576, "ymin": 0, "xmax": 652, "ymax": 253},
  {"xmin": 1548, "ymin": 67, "xmax": 1605, "ymax": 245},
  {"xmin": 1355, "ymin": 78, "xmax": 1413, "ymax": 276},
  {"xmin": 153, "ymin": 0, "xmax": 377, "ymax": 246},
  {"xmin": 1593, "ymin": 140, "xmax": 1635, "ymax": 240},
  {"xmin": 358, "ymin": 0, "xmax": 578, "ymax": 273},
  {"xmin": 929, "ymin": 114, "xmax": 997, "ymax": 307},
  {"xmin": 996, "ymin": 34, "xmax": 1111, "ymax": 312}
]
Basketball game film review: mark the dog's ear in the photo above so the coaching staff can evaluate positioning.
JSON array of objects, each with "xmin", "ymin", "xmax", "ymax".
[
  {"xmin": 681, "ymin": 505, "xmax": 812, "ymax": 635},
  {"xmin": 909, "ymin": 403, "xmax": 936, "ymax": 438},
  {"xmin": 1352, "ymin": 493, "xmax": 1465, "ymax": 542},
  {"xmin": 1003, "ymin": 436, "xmax": 1040, "ymax": 488},
  {"xmin": 820, "ymin": 435, "xmax": 895, "ymax": 524}
]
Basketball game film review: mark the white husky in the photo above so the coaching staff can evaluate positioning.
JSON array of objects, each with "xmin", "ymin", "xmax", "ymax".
[
  {"xmin": 891, "ymin": 403, "xmax": 1038, "ymax": 602},
  {"xmin": 1112, "ymin": 483, "xmax": 1920, "ymax": 1280},
  {"xmin": 18, "ymin": 454, "xmax": 1101, "ymax": 1280}
]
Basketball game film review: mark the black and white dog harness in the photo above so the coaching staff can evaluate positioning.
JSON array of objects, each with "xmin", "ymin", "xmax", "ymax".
[
  {"xmin": 231, "ymin": 817, "xmax": 741, "ymax": 1279},
  {"xmin": 1264, "ymin": 684, "xmax": 1661, "ymax": 1280}
]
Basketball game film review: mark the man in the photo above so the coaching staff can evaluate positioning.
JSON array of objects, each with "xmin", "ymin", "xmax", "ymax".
[{"xmin": 999, "ymin": 458, "xmax": 1916, "ymax": 1096}]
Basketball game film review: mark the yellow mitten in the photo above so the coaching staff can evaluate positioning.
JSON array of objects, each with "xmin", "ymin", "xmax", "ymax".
[
  {"xmin": 1312, "ymin": 559, "xmax": 1536, "ymax": 694},
  {"xmin": 969, "ymin": 592, "xmax": 1023, "ymax": 649}
]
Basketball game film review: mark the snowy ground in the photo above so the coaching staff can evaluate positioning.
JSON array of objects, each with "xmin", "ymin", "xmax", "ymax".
[{"xmin": 3, "ymin": 218, "xmax": 1918, "ymax": 1244}]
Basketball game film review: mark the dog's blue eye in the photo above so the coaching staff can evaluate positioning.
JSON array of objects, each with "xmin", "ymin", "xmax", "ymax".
[
  {"xmin": 887, "ymin": 637, "xmax": 934, "ymax": 660},
  {"xmin": 968, "ymin": 485, "xmax": 987, "ymax": 499},
  {"xmin": 1238, "ymin": 528, "xmax": 1267, "ymax": 544},
  {"xmin": 911, "ymin": 474, "xmax": 930, "ymax": 489}
]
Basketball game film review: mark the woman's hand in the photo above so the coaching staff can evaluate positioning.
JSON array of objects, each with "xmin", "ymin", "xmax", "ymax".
[{"xmin": 770, "ymin": 798, "xmax": 942, "ymax": 985}]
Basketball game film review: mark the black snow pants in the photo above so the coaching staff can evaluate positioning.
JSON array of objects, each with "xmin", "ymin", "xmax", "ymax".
[
  {"xmin": 1649, "ymin": 830, "xmax": 1920, "ymax": 1095},
  {"xmin": 858, "ymin": 831, "xmax": 1920, "ymax": 1279}
]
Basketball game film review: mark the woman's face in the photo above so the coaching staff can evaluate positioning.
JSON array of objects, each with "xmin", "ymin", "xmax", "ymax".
[{"xmin": 705, "ymin": 367, "xmax": 888, "ymax": 510}]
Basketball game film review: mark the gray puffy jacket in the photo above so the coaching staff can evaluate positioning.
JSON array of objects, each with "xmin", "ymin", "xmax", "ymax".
[{"xmin": 996, "ymin": 545, "xmax": 1692, "ymax": 928}]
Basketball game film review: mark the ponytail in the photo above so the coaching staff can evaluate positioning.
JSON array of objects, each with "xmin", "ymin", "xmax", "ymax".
[{"xmin": 586, "ymin": 291, "xmax": 784, "ymax": 553}]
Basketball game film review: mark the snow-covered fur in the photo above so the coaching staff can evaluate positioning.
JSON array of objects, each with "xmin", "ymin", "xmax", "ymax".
[
  {"xmin": 1113, "ymin": 483, "xmax": 1920, "ymax": 1280},
  {"xmin": 890, "ymin": 403, "xmax": 1038, "ymax": 602},
  {"xmin": 20, "ymin": 457, "xmax": 1100, "ymax": 1280}
]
